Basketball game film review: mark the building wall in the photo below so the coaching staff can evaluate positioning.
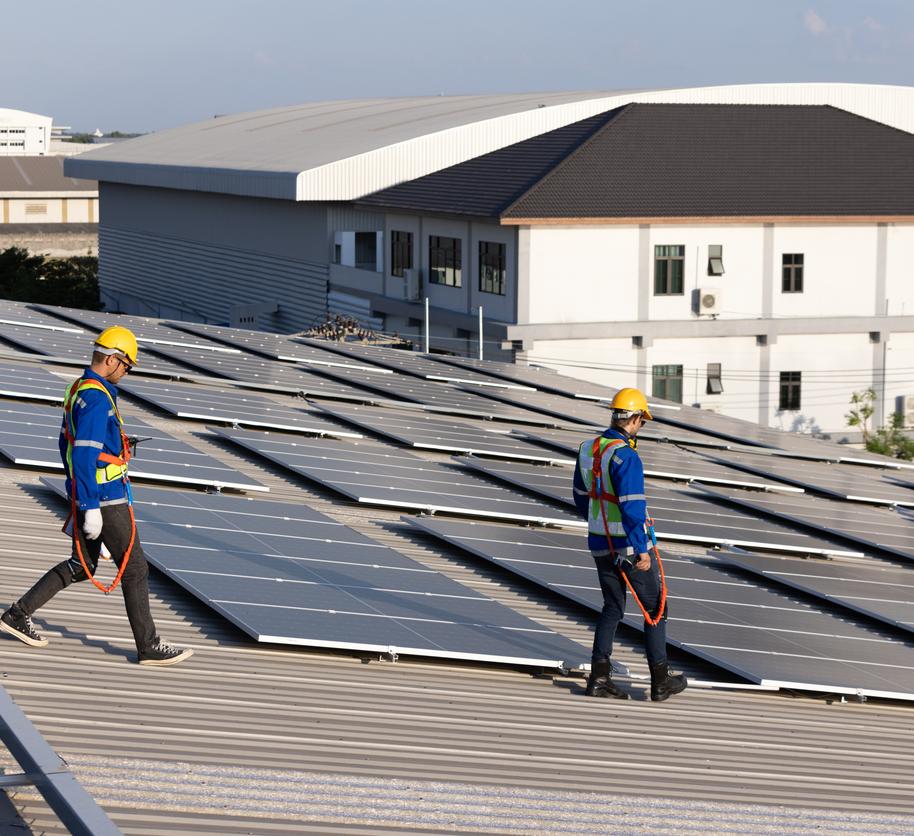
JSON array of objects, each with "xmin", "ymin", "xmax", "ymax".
[
  {"xmin": 1, "ymin": 197, "xmax": 97, "ymax": 224},
  {"xmin": 519, "ymin": 221, "xmax": 914, "ymax": 433},
  {"xmin": 97, "ymin": 183, "xmax": 329, "ymax": 329}
]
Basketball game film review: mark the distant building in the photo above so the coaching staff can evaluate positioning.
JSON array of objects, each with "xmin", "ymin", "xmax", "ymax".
[
  {"xmin": 0, "ymin": 108, "xmax": 52, "ymax": 156},
  {"xmin": 66, "ymin": 83, "xmax": 914, "ymax": 433},
  {"xmin": 0, "ymin": 156, "xmax": 98, "ymax": 256}
]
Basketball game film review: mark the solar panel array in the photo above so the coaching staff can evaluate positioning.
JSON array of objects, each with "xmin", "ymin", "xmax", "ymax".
[
  {"xmin": 40, "ymin": 478, "xmax": 588, "ymax": 669},
  {"xmin": 716, "ymin": 550, "xmax": 914, "ymax": 635},
  {"xmin": 407, "ymin": 517, "xmax": 914, "ymax": 700},
  {"xmin": 215, "ymin": 428, "xmax": 579, "ymax": 526},
  {"xmin": 3, "ymin": 302, "xmax": 911, "ymax": 698},
  {"xmin": 121, "ymin": 379, "xmax": 363, "ymax": 438},
  {"xmin": 316, "ymin": 402, "xmax": 568, "ymax": 463},
  {"xmin": 0, "ymin": 400, "xmax": 266, "ymax": 491}
]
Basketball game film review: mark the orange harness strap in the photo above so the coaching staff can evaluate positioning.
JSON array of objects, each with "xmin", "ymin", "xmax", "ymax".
[
  {"xmin": 62, "ymin": 378, "xmax": 137, "ymax": 595},
  {"xmin": 589, "ymin": 437, "xmax": 667, "ymax": 627}
]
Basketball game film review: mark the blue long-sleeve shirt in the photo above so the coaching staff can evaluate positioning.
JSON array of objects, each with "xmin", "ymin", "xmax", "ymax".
[
  {"xmin": 572, "ymin": 427, "xmax": 649, "ymax": 559},
  {"xmin": 59, "ymin": 368, "xmax": 129, "ymax": 511}
]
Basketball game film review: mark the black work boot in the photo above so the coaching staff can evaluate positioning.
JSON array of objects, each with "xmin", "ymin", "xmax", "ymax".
[
  {"xmin": 585, "ymin": 659, "xmax": 629, "ymax": 699},
  {"xmin": 649, "ymin": 661, "xmax": 688, "ymax": 702}
]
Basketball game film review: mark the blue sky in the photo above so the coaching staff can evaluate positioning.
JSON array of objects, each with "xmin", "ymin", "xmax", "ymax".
[{"xmin": 3, "ymin": 1, "xmax": 914, "ymax": 132}]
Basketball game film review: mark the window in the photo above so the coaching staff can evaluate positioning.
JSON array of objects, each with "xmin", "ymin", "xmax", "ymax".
[
  {"xmin": 479, "ymin": 241, "xmax": 506, "ymax": 295},
  {"xmin": 782, "ymin": 253, "xmax": 804, "ymax": 293},
  {"xmin": 333, "ymin": 243, "xmax": 342, "ymax": 264},
  {"xmin": 654, "ymin": 245, "xmax": 685, "ymax": 295},
  {"xmin": 429, "ymin": 235, "xmax": 461, "ymax": 287},
  {"xmin": 708, "ymin": 244, "xmax": 724, "ymax": 276},
  {"xmin": 652, "ymin": 364, "xmax": 683, "ymax": 403},
  {"xmin": 706, "ymin": 363, "xmax": 723, "ymax": 395},
  {"xmin": 779, "ymin": 371, "xmax": 801, "ymax": 411},
  {"xmin": 391, "ymin": 230, "xmax": 413, "ymax": 277},
  {"xmin": 354, "ymin": 232, "xmax": 377, "ymax": 271}
]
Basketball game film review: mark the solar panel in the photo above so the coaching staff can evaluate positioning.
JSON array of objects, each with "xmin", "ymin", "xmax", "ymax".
[
  {"xmin": 0, "ymin": 300, "xmax": 84, "ymax": 332},
  {"xmin": 312, "ymin": 365, "xmax": 561, "ymax": 425},
  {"xmin": 39, "ymin": 478, "xmax": 588, "ymax": 669},
  {"xmin": 297, "ymin": 339, "xmax": 535, "ymax": 390},
  {"xmin": 515, "ymin": 422, "xmax": 733, "ymax": 451},
  {"xmin": 167, "ymin": 321, "xmax": 385, "ymax": 370},
  {"xmin": 216, "ymin": 428, "xmax": 579, "ymax": 525},
  {"xmin": 455, "ymin": 457, "xmax": 861, "ymax": 556},
  {"xmin": 315, "ymin": 402, "xmax": 569, "ymax": 463},
  {"xmin": 0, "ymin": 401, "xmax": 266, "ymax": 491},
  {"xmin": 716, "ymin": 550, "xmax": 914, "ymax": 635},
  {"xmin": 699, "ymin": 448, "xmax": 914, "ymax": 507},
  {"xmin": 120, "ymin": 379, "xmax": 362, "ymax": 438},
  {"xmin": 696, "ymin": 485, "xmax": 914, "ymax": 565},
  {"xmin": 0, "ymin": 321, "xmax": 194, "ymax": 379},
  {"xmin": 136, "ymin": 343, "xmax": 378, "ymax": 401},
  {"xmin": 30, "ymin": 305, "xmax": 241, "ymax": 354},
  {"xmin": 407, "ymin": 516, "xmax": 914, "ymax": 700},
  {"xmin": 0, "ymin": 362, "xmax": 70, "ymax": 403}
]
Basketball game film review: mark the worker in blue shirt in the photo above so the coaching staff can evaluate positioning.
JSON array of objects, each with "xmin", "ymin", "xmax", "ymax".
[
  {"xmin": 1, "ymin": 327, "xmax": 192, "ymax": 666},
  {"xmin": 573, "ymin": 388, "xmax": 686, "ymax": 701}
]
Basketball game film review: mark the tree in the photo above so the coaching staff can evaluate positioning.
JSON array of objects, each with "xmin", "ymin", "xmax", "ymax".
[
  {"xmin": 64, "ymin": 133, "xmax": 95, "ymax": 144},
  {"xmin": 845, "ymin": 388, "xmax": 876, "ymax": 445},
  {"xmin": 846, "ymin": 388, "xmax": 914, "ymax": 460},
  {"xmin": 0, "ymin": 247, "xmax": 101, "ymax": 310}
]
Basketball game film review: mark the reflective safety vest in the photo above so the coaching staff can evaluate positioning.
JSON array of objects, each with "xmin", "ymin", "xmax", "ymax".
[
  {"xmin": 62, "ymin": 378, "xmax": 131, "ymax": 489},
  {"xmin": 577, "ymin": 436, "xmax": 628, "ymax": 539}
]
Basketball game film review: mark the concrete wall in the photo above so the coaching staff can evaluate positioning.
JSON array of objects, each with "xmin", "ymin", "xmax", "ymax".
[
  {"xmin": 0, "ymin": 224, "xmax": 98, "ymax": 257},
  {"xmin": 1, "ymin": 197, "xmax": 97, "ymax": 224}
]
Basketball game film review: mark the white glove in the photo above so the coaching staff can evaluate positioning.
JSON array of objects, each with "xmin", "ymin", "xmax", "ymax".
[{"xmin": 83, "ymin": 508, "xmax": 103, "ymax": 540}]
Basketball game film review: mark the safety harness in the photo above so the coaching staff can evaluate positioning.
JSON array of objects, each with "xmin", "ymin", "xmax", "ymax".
[
  {"xmin": 588, "ymin": 436, "xmax": 667, "ymax": 626},
  {"xmin": 61, "ymin": 377, "xmax": 137, "ymax": 594}
]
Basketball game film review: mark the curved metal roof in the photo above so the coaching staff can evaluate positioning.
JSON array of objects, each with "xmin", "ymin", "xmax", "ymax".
[{"xmin": 65, "ymin": 83, "xmax": 914, "ymax": 202}]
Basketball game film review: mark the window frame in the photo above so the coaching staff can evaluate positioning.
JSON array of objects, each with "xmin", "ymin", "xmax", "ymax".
[
  {"xmin": 428, "ymin": 235, "xmax": 462, "ymax": 288},
  {"xmin": 706, "ymin": 362, "xmax": 723, "ymax": 395},
  {"xmin": 652, "ymin": 364, "xmax": 684, "ymax": 403},
  {"xmin": 707, "ymin": 244, "xmax": 725, "ymax": 276},
  {"xmin": 478, "ymin": 240, "xmax": 507, "ymax": 296},
  {"xmin": 654, "ymin": 245, "xmax": 685, "ymax": 295},
  {"xmin": 779, "ymin": 371, "xmax": 802, "ymax": 411},
  {"xmin": 782, "ymin": 253, "xmax": 804, "ymax": 293},
  {"xmin": 390, "ymin": 230, "xmax": 413, "ymax": 278}
]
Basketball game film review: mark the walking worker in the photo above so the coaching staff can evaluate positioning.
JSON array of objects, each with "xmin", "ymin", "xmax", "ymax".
[
  {"xmin": 572, "ymin": 387, "xmax": 686, "ymax": 701},
  {"xmin": 1, "ymin": 326, "xmax": 193, "ymax": 666}
]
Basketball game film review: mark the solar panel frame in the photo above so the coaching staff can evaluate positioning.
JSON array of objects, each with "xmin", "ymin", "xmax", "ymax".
[
  {"xmin": 120, "ymin": 379, "xmax": 363, "ymax": 438},
  {"xmin": 454, "ymin": 457, "xmax": 862, "ymax": 557},
  {"xmin": 695, "ymin": 484, "xmax": 914, "ymax": 565},
  {"xmin": 0, "ymin": 362, "xmax": 70, "ymax": 403},
  {"xmin": 715, "ymin": 550, "xmax": 914, "ymax": 635},
  {"xmin": 0, "ymin": 401, "xmax": 267, "ymax": 492},
  {"xmin": 39, "ymin": 478, "xmax": 589, "ymax": 669},
  {"xmin": 699, "ymin": 448, "xmax": 914, "ymax": 507},
  {"xmin": 314, "ymin": 402, "xmax": 570, "ymax": 463},
  {"xmin": 215, "ymin": 427, "xmax": 580, "ymax": 526},
  {"xmin": 406, "ymin": 516, "xmax": 914, "ymax": 701}
]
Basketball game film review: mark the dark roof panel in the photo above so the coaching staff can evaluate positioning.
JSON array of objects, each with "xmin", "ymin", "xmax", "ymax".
[
  {"xmin": 0, "ymin": 156, "xmax": 97, "ymax": 192},
  {"xmin": 357, "ymin": 109, "xmax": 624, "ymax": 217},
  {"xmin": 505, "ymin": 104, "xmax": 914, "ymax": 218}
]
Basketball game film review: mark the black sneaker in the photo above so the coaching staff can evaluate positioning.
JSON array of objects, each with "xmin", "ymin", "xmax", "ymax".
[
  {"xmin": 138, "ymin": 639, "xmax": 193, "ymax": 667},
  {"xmin": 1, "ymin": 608, "xmax": 49, "ymax": 648}
]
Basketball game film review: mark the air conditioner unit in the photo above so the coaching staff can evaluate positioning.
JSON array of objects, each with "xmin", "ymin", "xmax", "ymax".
[
  {"xmin": 696, "ymin": 287, "xmax": 722, "ymax": 316},
  {"xmin": 402, "ymin": 268, "xmax": 422, "ymax": 301}
]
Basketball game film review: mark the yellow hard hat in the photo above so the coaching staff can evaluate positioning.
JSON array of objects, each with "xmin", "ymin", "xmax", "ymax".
[
  {"xmin": 94, "ymin": 325, "xmax": 139, "ymax": 366},
  {"xmin": 609, "ymin": 387, "xmax": 652, "ymax": 420}
]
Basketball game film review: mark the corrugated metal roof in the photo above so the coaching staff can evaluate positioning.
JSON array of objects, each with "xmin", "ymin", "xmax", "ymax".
[
  {"xmin": 0, "ymin": 353, "xmax": 912, "ymax": 833},
  {"xmin": 63, "ymin": 84, "xmax": 914, "ymax": 201}
]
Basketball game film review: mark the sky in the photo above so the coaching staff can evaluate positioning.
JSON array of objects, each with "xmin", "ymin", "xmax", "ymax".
[{"xmin": 3, "ymin": 0, "xmax": 914, "ymax": 132}]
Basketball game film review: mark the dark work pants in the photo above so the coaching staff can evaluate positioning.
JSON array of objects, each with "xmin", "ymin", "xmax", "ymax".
[
  {"xmin": 13, "ymin": 504, "xmax": 157, "ymax": 652},
  {"xmin": 591, "ymin": 553, "xmax": 667, "ymax": 666}
]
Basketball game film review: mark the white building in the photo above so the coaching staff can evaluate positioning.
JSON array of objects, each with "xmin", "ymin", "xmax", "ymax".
[
  {"xmin": 0, "ymin": 108, "xmax": 52, "ymax": 156},
  {"xmin": 66, "ymin": 83, "xmax": 914, "ymax": 434}
]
